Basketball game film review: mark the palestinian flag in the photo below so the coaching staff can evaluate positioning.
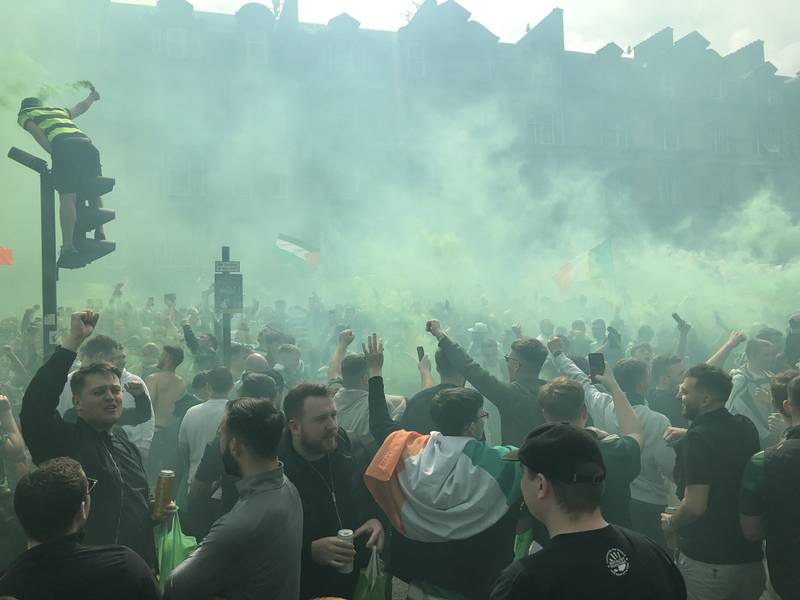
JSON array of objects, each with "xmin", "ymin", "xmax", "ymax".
[
  {"xmin": 0, "ymin": 246, "xmax": 13, "ymax": 266},
  {"xmin": 365, "ymin": 430, "xmax": 522, "ymax": 542},
  {"xmin": 555, "ymin": 239, "xmax": 614, "ymax": 289},
  {"xmin": 275, "ymin": 234, "xmax": 320, "ymax": 270}
]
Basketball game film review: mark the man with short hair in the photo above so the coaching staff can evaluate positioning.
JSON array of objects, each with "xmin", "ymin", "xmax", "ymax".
[
  {"xmin": 146, "ymin": 345, "xmax": 187, "ymax": 476},
  {"xmin": 58, "ymin": 334, "xmax": 156, "ymax": 458},
  {"xmin": 491, "ymin": 424, "xmax": 685, "ymax": 600},
  {"xmin": 729, "ymin": 338, "xmax": 778, "ymax": 446},
  {"xmin": 20, "ymin": 310, "xmax": 161, "ymax": 568},
  {"xmin": 650, "ymin": 354, "xmax": 688, "ymax": 427},
  {"xmin": 568, "ymin": 320, "xmax": 592, "ymax": 357},
  {"xmin": 630, "ymin": 342, "xmax": 655, "ymax": 364},
  {"xmin": 279, "ymin": 382, "xmax": 384, "ymax": 600},
  {"xmin": 275, "ymin": 344, "xmax": 306, "ymax": 390},
  {"xmin": 327, "ymin": 329, "xmax": 405, "ymax": 444},
  {"xmin": 551, "ymin": 340, "xmax": 674, "ymax": 542},
  {"xmin": 537, "ymin": 371, "xmax": 643, "ymax": 528},
  {"xmin": 17, "ymin": 89, "xmax": 106, "ymax": 268},
  {"xmin": 0, "ymin": 457, "xmax": 160, "ymax": 599},
  {"xmin": 165, "ymin": 397, "xmax": 302, "ymax": 600},
  {"xmin": 402, "ymin": 347, "xmax": 466, "ymax": 435},
  {"xmin": 365, "ymin": 334, "xmax": 522, "ymax": 600},
  {"xmin": 739, "ymin": 374, "xmax": 800, "ymax": 600},
  {"xmin": 661, "ymin": 364, "xmax": 764, "ymax": 600},
  {"xmin": 427, "ymin": 319, "xmax": 548, "ymax": 446},
  {"xmin": 181, "ymin": 320, "xmax": 221, "ymax": 372},
  {"xmin": 178, "ymin": 367, "xmax": 233, "ymax": 486}
]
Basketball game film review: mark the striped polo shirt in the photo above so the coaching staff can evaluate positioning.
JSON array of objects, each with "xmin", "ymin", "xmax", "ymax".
[{"xmin": 18, "ymin": 106, "xmax": 88, "ymax": 144}]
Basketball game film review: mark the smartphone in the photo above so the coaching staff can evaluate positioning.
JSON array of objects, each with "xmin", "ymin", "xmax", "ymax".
[
  {"xmin": 588, "ymin": 353, "xmax": 605, "ymax": 378},
  {"xmin": 417, "ymin": 346, "xmax": 425, "ymax": 361},
  {"xmin": 164, "ymin": 293, "xmax": 176, "ymax": 306}
]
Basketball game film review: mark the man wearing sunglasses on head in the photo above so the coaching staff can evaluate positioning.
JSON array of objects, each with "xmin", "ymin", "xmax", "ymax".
[
  {"xmin": 20, "ymin": 310, "xmax": 171, "ymax": 570},
  {"xmin": 0, "ymin": 457, "xmax": 160, "ymax": 599}
]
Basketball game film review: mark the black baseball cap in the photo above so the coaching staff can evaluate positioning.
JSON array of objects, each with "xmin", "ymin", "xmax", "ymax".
[
  {"xmin": 504, "ymin": 423, "xmax": 606, "ymax": 484},
  {"xmin": 19, "ymin": 97, "xmax": 42, "ymax": 112}
]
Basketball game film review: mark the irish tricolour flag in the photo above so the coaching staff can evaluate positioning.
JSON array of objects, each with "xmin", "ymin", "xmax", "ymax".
[
  {"xmin": 275, "ymin": 234, "xmax": 320, "ymax": 270},
  {"xmin": 365, "ymin": 431, "xmax": 522, "ymax": 542},
  {"xmin": 555, "ymin": 239, "xmax": 614, "ymax": 289}
]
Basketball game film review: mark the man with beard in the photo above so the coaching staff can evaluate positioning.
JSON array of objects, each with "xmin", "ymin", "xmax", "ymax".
[
  {"xmin": 661, "ymin": 364, "xmax": 764, "ymax": 600},
  {"xmin": 279, "ymin": 383, "xmax": 384, "ymax": 600},
  {"xmin": 165, "ymin": 396, "xmax": 302, "ymax": 600}
]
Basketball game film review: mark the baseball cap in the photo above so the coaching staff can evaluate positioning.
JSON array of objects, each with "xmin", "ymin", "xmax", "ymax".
[
  {"xmin": 19, "ymin": 97, "xmax": 43, "ymax": 112},
  {"xmin": 468, "ymin": 322, "xmax": 489, "ymax": 334},
  {"xmin": 504, "ymin": 423, "xmax": 606, "ymax": 484}
]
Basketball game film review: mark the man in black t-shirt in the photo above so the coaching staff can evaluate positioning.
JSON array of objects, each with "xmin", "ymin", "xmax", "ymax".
[
  {"xmin": 739, "ymin": 374, "xmax": 800, "ymax": 600},
  {"xmin": 492, "ymin": 423, "xmax": 685, "ymax": 600},
  {"xmin": 401, "ymin": 347, "xmax": 465, "ymax": 434},
  {"xmin": 661, "ymin": 364, "xmax": 764, "ymax": 600},
  {"xmin": 0, "ymin": 457, "xmax": 160, "ymax": 599}
]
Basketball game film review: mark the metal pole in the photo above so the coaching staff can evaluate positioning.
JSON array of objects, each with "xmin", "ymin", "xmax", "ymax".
[
  {"xmin": 221, "ymin": 245, "xmax": 231, "ymax": 369},
  {"xmin": 40, "ymin": 170, "xmax": 58, "ymax": 358}
]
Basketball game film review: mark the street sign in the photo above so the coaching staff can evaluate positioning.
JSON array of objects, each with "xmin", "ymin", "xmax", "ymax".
[
  {"xmin": 214, "ymin": 272, "xmax": 243, "ymax": 313},
  {"xmin": 215, "ymin": 260, "xmax": 240, "ymax": 273}
]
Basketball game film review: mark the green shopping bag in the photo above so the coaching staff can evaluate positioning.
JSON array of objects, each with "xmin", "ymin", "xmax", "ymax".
[
  {"xmin": 354, "ymin": 547, "xmax": 386, "ymax": 600},
  {"xmin": 156, "ymin": 512, "xmax": 197, "ymax": 590}
]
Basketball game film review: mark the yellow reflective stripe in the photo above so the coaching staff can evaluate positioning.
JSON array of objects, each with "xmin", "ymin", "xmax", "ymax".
[
  {"xmin": 38, "ymin": 117, "xmax": 76, "ymax": 130},
  {"xmin": 46, "ymin": 126, "xmax": 83, "ymax": 142}
]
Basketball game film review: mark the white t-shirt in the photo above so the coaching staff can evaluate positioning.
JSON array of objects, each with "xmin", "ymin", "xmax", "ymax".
[
  {"xmin": 59, "ymin": 368, "xmax": 155, "ymax": 454},
  {"xmin": 178, "ymin": 398, "xmax": 228, "ymax": 486}
]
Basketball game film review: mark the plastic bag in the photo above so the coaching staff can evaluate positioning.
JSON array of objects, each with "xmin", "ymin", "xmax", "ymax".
[
  {"xmin": 156, "ymin": 512, "xmax": 197, "ymax": 590},
  {"xmin": 354, "ymin": 547, "xmax": 385, "ymax": 600}
]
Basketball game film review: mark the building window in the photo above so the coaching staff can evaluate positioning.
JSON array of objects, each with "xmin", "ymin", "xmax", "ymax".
[
  {"xmin": 244, "ymin": 30, "xmax": 269, "ymax": 63},
  {"xmin": 601, "ymin": 121, "xmax": 630, "ymax": 148},
  {"xmin": 165, "ymin": 28, "xmax": 189, "ymax": 59},
  {"xmin": 662, "ymin": 125, "xmax": 681, "ymax": 152},
  {"xmin": 530, "ymin": 111, "xmax": 564, "ymax": 145},
  {"xmin": 406, "ymin": 44, "xmax": 427, "ymax": 77},
  {"xmin": 713, "ymin": 125, "xmax": 732, "ymax": 154}
]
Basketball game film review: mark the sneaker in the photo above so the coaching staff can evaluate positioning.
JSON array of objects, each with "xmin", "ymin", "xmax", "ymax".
[{"xmin": 57, "ymin": 247, "xmax": 83, "ymax": 269}]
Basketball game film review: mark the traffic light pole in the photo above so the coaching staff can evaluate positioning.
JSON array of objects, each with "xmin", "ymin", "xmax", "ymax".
[
  {"xmin": 221, "ymin": 246, "xmax": 232, "ymax": 369},
  {"xmin": 40, "ymin": 169, "xmax": 59, "ymax": 358},
  {"xmin": 8, "ymin": 147, "xmax": 58, "ymax": 359}
]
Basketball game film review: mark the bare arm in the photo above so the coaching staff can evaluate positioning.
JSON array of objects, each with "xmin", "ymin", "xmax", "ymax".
[
  {"xmin": 594, "ymin": 365, "xmax": 644, "ymax": 449},
  {"xmin": 24, "ymin": 122, "xmax": 51, "ymax": 154},
  {"xmin": 0, "ymin": 395, "xmax": 26, "ymax": 467},
  {"xmin": 328, "ymin": 329, "xmax": 354, "ymax": 381},
  {"xmin": 707, "ymin": 330, "xmax": 746, "ymax": 370},
  {"xmin": 68, "ymin": 87, "xmax": 100, "ymax": 119},
  {"xmin": 418, "ymin": 354, "xmax": 435, "ymax": 390},
  {"xmin": 740, "ymin": 514, "xmax": 765, "ymax": 542},
  {"xmin": 667, "ymin": 484, "xmax": 709, "ymax": 530}
]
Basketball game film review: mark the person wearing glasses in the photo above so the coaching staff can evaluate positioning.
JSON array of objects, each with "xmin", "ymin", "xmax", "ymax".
[
  {"xmin": 426, "ymin": 319, "xmax": 549, "ymax": 446},
  {"xmin": 19, "ymin": 310, "xmax": 168, "ymax": 570},
  {"xmin": 0, "ymin": 457, "xmax": 160, "ymax": 599},
  {"xmin": 363, "ymin": 333, "xmax": 523, "ymax": 600}
]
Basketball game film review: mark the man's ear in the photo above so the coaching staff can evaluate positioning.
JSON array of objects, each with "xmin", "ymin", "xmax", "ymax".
[{"xmin": 784, "ymin": 399, "xmax": 794, "ymax": 418}]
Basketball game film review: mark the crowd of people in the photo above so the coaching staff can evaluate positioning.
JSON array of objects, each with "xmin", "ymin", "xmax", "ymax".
[{"xmin": 1, "ymin": 287, "xmax": 799, "ymax": 600}]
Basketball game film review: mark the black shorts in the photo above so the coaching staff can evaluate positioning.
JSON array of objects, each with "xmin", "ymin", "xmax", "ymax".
[{"xmin": 51, "ymin": 136, "xmax": 101, "ymax": 195}]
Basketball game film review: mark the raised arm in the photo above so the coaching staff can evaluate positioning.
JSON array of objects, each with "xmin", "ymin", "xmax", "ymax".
[
  {"xmin": 117, "ymin": 380, "xmax": 153, "ymax": 427},
  {"xmin": 675, "ymin": 317, "xmax": 691, "ymax": 360},
  {"xmin": 328, "ymin": 329, "xmax": 354, "ymax": 381},
  {"xmin": 181, "ymin": 320, "xmax": 200, "ymax": 354},
  {"xmin": 0, "ymin": 394, "xmax": 27, "ymax": 476},
  {"xmin": 706, "ymin": 330, "xmax": 747, "ymax": 370},
  {"xmin": 427, "ymin": 320, "xmax": 512, "ymax": 410},
  {"xmin": 68, "ymin": 86, "xmax": 100, "ymax": 119},
  {"xmin": 594, "ymin": 363, "xmax": 644, "ymax": 449},
  {"xmin": 20, "ymin": 310, "xmax": 98, "ymax": 463},
  {"xmin": 364, "ymin": 333, "xmax": 402, "ymax": 445},
  {"xmin": 417, "ymin": 354, "xmax": 435, "ymax": 390}
]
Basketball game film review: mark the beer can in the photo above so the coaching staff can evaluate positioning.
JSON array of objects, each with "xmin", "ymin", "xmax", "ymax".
[
  {"xmin": 336, "ymin": 528, "xmax": 354, "ymax": 574},
  {"xmin": 153, "ymin": 469, "xmax": 175, "ymax": 518}
]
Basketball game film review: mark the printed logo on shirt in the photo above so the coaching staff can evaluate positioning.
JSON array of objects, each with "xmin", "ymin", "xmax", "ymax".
[{"xmin": 606, "ymin": 548, "xmax": 630, "ymax": 577}]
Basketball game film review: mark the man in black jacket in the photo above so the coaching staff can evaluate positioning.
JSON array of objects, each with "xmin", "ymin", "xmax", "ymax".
[
  {"xmin": 280, "ymin": 382, "xmax": 384, "ymax": 600},
  {"xmin": 20, "ymin": 310, "xmax": 166, "ymax": 569},
  {"xmin": 0, "ymin": 457, "xmax": 160, "ymax": 599}
]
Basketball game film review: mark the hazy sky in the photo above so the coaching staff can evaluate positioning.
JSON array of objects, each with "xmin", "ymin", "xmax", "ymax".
[{"xmin": 120, "ymin": 0, "xmax": 799, "ymax": 74}]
